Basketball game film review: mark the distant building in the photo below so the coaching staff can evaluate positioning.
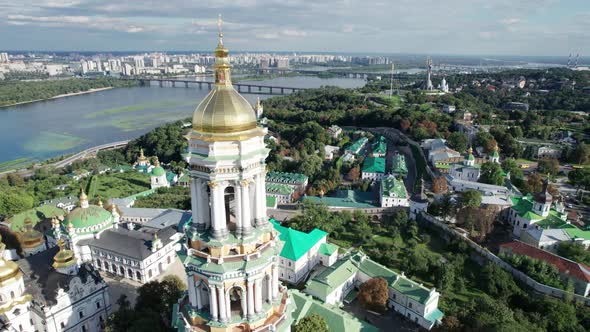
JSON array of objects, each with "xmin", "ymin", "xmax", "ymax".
[
  {"xmin": 505, "ymin": 102, "xmax": 530, "ymax": 111},
  {"xmin": 304, "ymin": 251, "xmax": 444, "ymax": 330},
  {"xmin": 537, "ymin": 146, "xmax": 562, "ymax": 159},
  {"xmin": 380, "ymin": 175, "xmax": 409, "ymax": 208},
  {"xmin": 266, "ymin": 171, "xmax": 308, "ymax": 192},
  {"xmin": 271, "ymin": 220, "xmax": 337, "ymax": 284},
  {"xmin": 324, "ymin": 145, "xmax": 340, "ymax": 161},
  {"xmin": 361, "ymin": 156, "xmax": 386, "ymax": 180},
  {"xmin": 371, "ymin": 136, "xmax": 387, "ymax": 157},
  {"xmin": 266, "ymin": 183, "xmax": 295, "ymax": 204},
  {"xmin": 391, "ymin": 152, "xmax": 408, "ymax": 178},
  {"xmin": 442, "ymin": 105, "xmax": 455, "ymax": 114},
  {"xmin": 327, "ymin": 125, "xmax": 343, "ymax": 139},
  {"xmin": 344, "ymin": 137, "xmax": 368, "ymax": 156},
  {"xmin": 500, "ymin": 241, "xmax": 590, "ymax": 296}
]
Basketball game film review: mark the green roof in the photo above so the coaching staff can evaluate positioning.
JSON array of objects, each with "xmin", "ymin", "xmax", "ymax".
[
  {"xmin": 425, "ymin": 308, "xmax": 445, "ymax": 323},
  {"xmin": 266, "ymin": 195, "xmax": 277, "ymax": 208},
  {"xmin": 434, "ymin": 162, "xmax": 451, "ymax": 169},
  {"xmin": 467, "ymin": 153, "xmax": 475, "ymax": 161},
  {"xmin": 151, "ymin": 166, "xmax": 166, "ymax": 177},
  {"xmin": 362, "ymin": 157, "xmax": 386, "ymax": 174},
  {"xmin": 372, "ymin": 136, "xmax": 387, "ymax": 155},
  {"xmin": 8, "ymin": 205, "xmax": 67, "ymax": 232},
  {"xmin": 64, "ymin": 205, "xmax": 112, "ymax": 230},
  {"xmin": 124, "ymin": 188, "xmax": 157, "ymax": 201},
  {"xmin": 266, "ymin": 183, "xmax": 294, "ymax": 195},
  {"xmin": 511, "ymin": 195, "xmax": 567, "ymax": 227},
  {"xmin": 271, "ymin": 219, "xmax": 327, "ymax": 261},
  {"xmin": 392, "ymin": 154, "xmax": 408, "ymax": 175},
  {"xmin": 563, "ymin": 226, "xmax": 590, "ymax": 241},
  {"xmin": 266, "ymin": 171, "xmax": 308, "ymax": 184},
  {"xmin": 178, "ymin": 172, "xmax": 190, "ymax": 183},
  {"xmin": 305, "ymin": 258, "xmax": 358, "ymax": 298},
  {"xmin": 345, "ymin": 137, "xmax": 368, "ymax": 155},
  {"xmin": 380, "ymin": 175, "xmax": 407, "ymax": 199},
  {"xmin": 290, "ymin": 290, "xmax": 379, "ymax": 332},
  {"xmin": 391, "ymin": 277, "xmax": 431, "ymax": 305},
  {"xmin": 319, "ymin": 243, "xmax": 338, "ymax": 256},
  {"xmin": 304, "ymin": 190, "xmax": 378, "ymax": 209}
]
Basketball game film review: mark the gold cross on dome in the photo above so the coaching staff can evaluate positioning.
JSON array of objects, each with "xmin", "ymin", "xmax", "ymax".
[{"xmin": 217, "ymin": 14, "xmax": 223, "ymax": 44}]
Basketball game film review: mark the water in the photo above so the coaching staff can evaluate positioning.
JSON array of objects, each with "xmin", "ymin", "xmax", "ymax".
[{"xmin": 0, "ymin": 76, "xmax": 365, "ymax": 165}]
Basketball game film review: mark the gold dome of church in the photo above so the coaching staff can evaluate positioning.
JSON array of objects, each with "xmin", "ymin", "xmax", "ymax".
[
  {"xmin": 0, "ymin": 235, "xmax": 21, "ymax": 285},
  {"xmin": 192, "ymin": 16, "xmax": 257, "ymax": 134}
]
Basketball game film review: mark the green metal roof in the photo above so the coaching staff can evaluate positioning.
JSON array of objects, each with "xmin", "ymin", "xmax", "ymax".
[
  {"xmin": 304, "ymin": 190, "xmax": 379, "ymax": 209},
  {"xmin": 63, "ymin": 205, "xmax": 112, "ymax": 230},
  {"xmin": 266, "ymin": 183, "xmax": 294, "ymax": 195},
  {"xmin": 271, "ymin": 219, "xmax": 327, "ymax": 261},
  {"xmin": 319, "ymin": 243, "xmax": 338, "ymax": 256},
  {"xmin": 362, "ymin": 157, "xmax": 386, "ymax": 174},
  {"xmin": 372, "ymin": 136, "xmax": 387, "ymax": 155},
  {"xmin": 563, "ymin": 226, "xmax": 590, "ymax": 241},
  {"xmin": 290, "ymin": 290, "xmax": 379, "ymax": 332},
  {"xmin": 266, "ymin": 171, "xmax": 308, "ymax": 184},
  {"xmin": 392, "ymin": 154, "xmax": 408, "ymax": 175},
  {"xmin": 345, "ymin": 137, "xmax": 368, "ymax": 155},
  {"xmin": 151, "ymin": 166, "xmax": 166, "ymax": 177},
  {"xmin": 305, "ymin": 258, "xmax": 358, "ymax": 298},
  {"xmin": 8, "ymin": 205, "xmax": 67, "ymax": 232},
  {"xmin": 380, "ymin": 175, "xmax": 407, "ymax": 199},
  {"xmin": 391, "ymin": 277, "xmax": 431, "ymax": 305},
  {"xmin": 511, "ymin": 195, "xmax": 567, "ymax": 227}
]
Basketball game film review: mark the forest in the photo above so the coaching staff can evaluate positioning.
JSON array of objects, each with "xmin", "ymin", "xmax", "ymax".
[{"xmin": 0, "ymin": 77, "xmax": 139, "ymax": 106}]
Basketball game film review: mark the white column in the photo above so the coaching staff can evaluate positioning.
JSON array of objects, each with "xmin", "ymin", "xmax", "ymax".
[
  {"xmin": 254, "ymin": 278, "xmax": 262, "ymax": 313},
  {"xmin": 196, "ymin": 285, "xmax": 203, "ymax": 310},
  {"xmin": 272, "ymin": 264, "xmax": 279, "ymax": 299},
  {"xmin": 256, "ymin": 173, "xmax": 266, "ymax": 225},
  {"xmin": 241, "ymin": 181, "xmax": 252, "ymax": 236},
  {"xmin": 240, "ymin": 289, "xmax": 247, "ymax": 318},
  {"xmin": 201, "ymin": 181, "xmax": 210, "ymax": 228},
  {"xmin": 218, "ymin": 286, "xmax": 227, "ymax": 322},
  {"xmin": 209, "ymin": 285, "xmax": 218, "ymax": 321},
  {"xmin": 234, "ymin": 181, "xmax": 242, "ymax": 235},
  {"xmin": 190, "ymin": 178, "xmax": 198, "ymax": 222},
  {"xmin": 266, "ymin": 274, "xmax": 272, "ymax": 303},
  {"xmin": 247, "ymin": 280, "xmax": 255, "ymax": 318},
  {"xmin": 188, "ymin": 276, "xmax": 197, "ymax": 307},
  {"xmin": 210, "ymin": 183, "xmax": 227, "ymax": 239},
  {"xmin": 225, "ymin": 289, "xmax": 231, "ymax": 320}
]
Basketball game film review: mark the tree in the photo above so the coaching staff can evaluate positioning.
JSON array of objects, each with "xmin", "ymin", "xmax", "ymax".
[
  {"xmin": 293, "ymin": 314, "xmax": 329, "ymax": 332},
  {"xmin": 347, "ymin": 166, "xmax": 360, "ymax": 181},
  {"xmin": 501, "ymin": 158, "xmax": 524, "ymax": 178},
  {"xmin": 537, "ymin": 159, "xmax": 559, "ymax": 176},
  {"xmin": 573, "ymin": 142, "xmax": 590, "ymax": 165},
  {"xmin": 0, "ymin": 188, "xmax": 34, "ymax": 218},
  {"xmin": 358, "ymin": 278, "xmax": 389, "ymax": 312},
  {"xmin": 447, "ymin": 132, "xmax": 469, "ymax": 153},
  {"xmin": 432, "ymin": 176, "xmax": 448, "ymax": 194},
  {"xmin": 479, "ymin": 162, "xmax": 504, "ymax": 185},
  {"xmin": 479, "ymin": 263, "xmax": 520, "ymax": 300},
  {"xmin": 460, "ymin": 189, "xmax": 482, "ymax": 208},
  {"xmin": 568, "ymin": 168, "xmax": 590, "ymax": 190}
]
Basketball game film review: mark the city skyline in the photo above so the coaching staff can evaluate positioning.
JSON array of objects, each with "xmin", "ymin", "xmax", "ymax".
[{"xmin": 1, "ymin": 0, "xmax": 589, "ymax": 56}]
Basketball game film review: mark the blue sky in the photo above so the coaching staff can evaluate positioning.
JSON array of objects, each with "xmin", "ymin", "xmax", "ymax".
[{"xmin": 1, "ymin": 0, "xmax": 589, "ymax": 55}]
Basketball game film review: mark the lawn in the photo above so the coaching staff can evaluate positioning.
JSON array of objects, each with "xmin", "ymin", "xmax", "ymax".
[{"xmin": 93, "ymin": 171, "xmax": 151, "ymax": 199}]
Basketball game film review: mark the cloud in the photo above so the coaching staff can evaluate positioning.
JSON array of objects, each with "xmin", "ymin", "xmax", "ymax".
[{"xmin": 0, "ymin": 0, "xmax": 588, "ymax": 55}]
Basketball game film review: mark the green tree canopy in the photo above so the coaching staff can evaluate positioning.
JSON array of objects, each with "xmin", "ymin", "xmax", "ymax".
[
  {"xmin": 293, "ymin": 314, "xmax": 329, "ymax": 332},
  {"xmin": 460, "ymin": 189, "xmax": 482, "ymax": 208},
  {"xmin": 479, "ymin": 162, "xmax": 504, "ymax": 186}
]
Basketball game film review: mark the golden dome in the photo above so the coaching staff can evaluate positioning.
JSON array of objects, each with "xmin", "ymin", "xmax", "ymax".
[
  {"xmin": 0, "ymin": 235, "xmax": 21, "ymax": 285},
  {"xmin": 19, "ymin": 218, "xmax": 44, "ymax": 249},
  {"xmin": 52, "ymin": 240, "xmax": 76, "ymax": 269},
  {"xmin": 191, "ymin": 15, "xmax": 257, "ymax": 134}
]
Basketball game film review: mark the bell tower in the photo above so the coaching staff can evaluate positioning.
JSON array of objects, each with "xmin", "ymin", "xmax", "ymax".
[{"xmin": 175, "ymin": 15, "xmax": 293, "ymax": 332}]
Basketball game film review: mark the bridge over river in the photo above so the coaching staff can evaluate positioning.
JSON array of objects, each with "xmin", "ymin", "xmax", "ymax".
[{"xmin": 124, "ymin": 78, "xmax": 307, "ymax": 95}]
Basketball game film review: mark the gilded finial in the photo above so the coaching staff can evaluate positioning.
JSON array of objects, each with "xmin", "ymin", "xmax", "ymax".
[
  {"xmin": 217, "ymin": 14, "xmax": 223, "ymax": 46},
  {"xmin": 57, "ymin": 239, "xmax": 65, "ymax": 250}
]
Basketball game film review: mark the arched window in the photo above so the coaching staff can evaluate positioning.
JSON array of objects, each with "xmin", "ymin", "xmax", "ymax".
[{"xmin": 136, "ymin": 271, "xmax": 141, "ymax": 281}]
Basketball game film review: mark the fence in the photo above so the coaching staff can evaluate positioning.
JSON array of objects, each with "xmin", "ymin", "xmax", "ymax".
[{"xmin": 419, "ymin": 212, "xmax": 590, "ymax": 306}]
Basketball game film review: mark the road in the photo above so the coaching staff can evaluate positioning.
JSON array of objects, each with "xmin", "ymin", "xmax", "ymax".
[{"xmin": 0, "ymin": 140, "xmax": 129, "ymax": 179}]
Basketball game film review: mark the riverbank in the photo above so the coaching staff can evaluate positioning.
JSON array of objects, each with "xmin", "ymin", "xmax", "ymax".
[{"xmin": 0, "ymin": 87, "xmax": 114, "ymax": 108}]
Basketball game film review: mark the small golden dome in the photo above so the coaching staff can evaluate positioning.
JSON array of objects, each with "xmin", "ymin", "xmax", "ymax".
[
  {"xmin": 53, "ymin": 240, "xmax": 76, "ymax": 270},
  {"xmin": 19, "ymin": 219, "xmax": 45, "ymax": 249},
  {"xmin": 0, "ymin": 235, "xmax": 21, "ymax": 284}
]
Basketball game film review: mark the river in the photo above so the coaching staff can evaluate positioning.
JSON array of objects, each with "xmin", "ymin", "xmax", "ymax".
[{"xmin": 0, "ymin": 76, "xmax": 365, "ymax": 166}]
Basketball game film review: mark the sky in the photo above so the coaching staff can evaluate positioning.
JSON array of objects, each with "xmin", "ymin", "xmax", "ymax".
[{"xmin": 1, "ymin": 0, "xmax": 589, "ymax": 56}]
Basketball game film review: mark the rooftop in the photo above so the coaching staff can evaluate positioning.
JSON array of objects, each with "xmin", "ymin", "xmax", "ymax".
[
  {"xmin": 380, "ymin": 175, "xmax": 407, "ymax": 199},
  {"xmin": 290, "ymin": 290, "xmax": 379, "ymax": 332},
  {"xmin": 345, "ymin": 137, "xmax": 368, "ymax": 154},
  {"xmin": 500, "ymin": 241, "xmax": 590, "ymax": 283},
  {"xmin": 362, "ymin": 157, "xmax": 386, "ymax": 174},
  {"xmin": 271, "ymin": 219, "xmax": 327, "ymax": 261},
  {"xmin": 391, "ymin": 153, "xmax": 408, "ymax": 174},
  {"xmin": 266, "ymin": 171, "xmax": 308, "ymax": 184},
  {"xmin": 304, "ymin": 190, "xmax": 378, "ymax": 209},
  {"xmin": 266, "ymin": 183, "xmax": 295, "ymax": 196},
  {"xmin": 8, "ymin": 205, "xmax": 67, "ymax": 232},
  {"xmin": 372, "ymin": 136, "xmax": 387, "ymax": 155}
]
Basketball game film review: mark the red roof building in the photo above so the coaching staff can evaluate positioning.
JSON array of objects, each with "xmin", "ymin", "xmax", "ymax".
[{"xmin": 500, "ymin": 240, "xmax": 590, "ymax": 296}]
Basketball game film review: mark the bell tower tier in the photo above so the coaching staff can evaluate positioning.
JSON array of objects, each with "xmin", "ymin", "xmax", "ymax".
[{"xmin": 174, "ymin": 15, "xmax": 294, "ymax": 332}]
